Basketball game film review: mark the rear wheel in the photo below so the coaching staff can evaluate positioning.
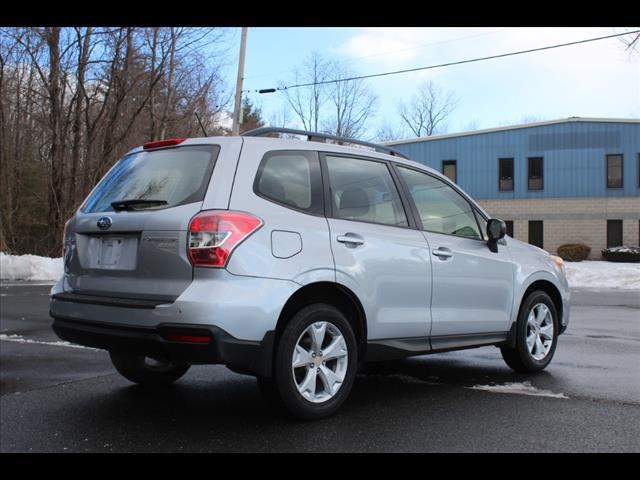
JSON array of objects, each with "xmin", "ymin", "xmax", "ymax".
[
  {"xmin": 501, "ymin": 290, "xmax": 558, "ymax": 372},
  {"xmin": 109, "ymin": 351, "xmax": 190, "ymax": 386},
  {"xmin": 264, "ymin": 303, "xmax": 358, "ymax": 420}
]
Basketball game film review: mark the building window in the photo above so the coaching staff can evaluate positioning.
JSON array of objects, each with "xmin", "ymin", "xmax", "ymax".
[
  {"xmin": 528, "ymin": 157, "xmax": 544, "ymax": 190},
  {"xmin": 442, "ymin": 160, "xmax": 457, "ymax": 183},
  {"xmin": 606, "ymin": 154, "xmax": 623, "ymax": 189},
  {"xmin": 607, "ymin": 220, "xmax": 623, "ymax": 248},
  {"xmin": 505, "ymin": 220, "xmax": 514, "ymax": 238},
  {"xmin": 528, "ymin": 221, "xmax": 543, "ymax": 248},
  {"xmin": 499, "ymin": 158, "xmax": 514, "ymax": 191}
]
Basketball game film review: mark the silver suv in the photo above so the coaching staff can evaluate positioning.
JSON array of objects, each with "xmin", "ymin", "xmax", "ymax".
[{"xmin": 51, "ymin": 128, "xmax": 570, "ymax": 419}]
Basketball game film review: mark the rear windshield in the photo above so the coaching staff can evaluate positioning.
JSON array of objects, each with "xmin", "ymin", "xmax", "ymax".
[{"xmin": 82, "ymin": 145, "xmax": 219, "ymax": 213}]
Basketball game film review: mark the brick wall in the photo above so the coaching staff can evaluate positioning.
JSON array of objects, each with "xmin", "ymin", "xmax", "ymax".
[{"xmin": 477, "ymin": 197, "xmax": 640, "ymax": 259}]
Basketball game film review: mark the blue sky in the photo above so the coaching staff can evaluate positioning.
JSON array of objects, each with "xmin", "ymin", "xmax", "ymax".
[{"xmin": 220, "ymin": 27, "xmax": 639, "ymax": 139}]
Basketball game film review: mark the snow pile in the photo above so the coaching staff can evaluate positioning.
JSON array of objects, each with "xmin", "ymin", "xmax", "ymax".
[
  {"xmin": 0, "ymin": 252, "xmax": 638, "ymax": 290},
  {"xmin": 564, "ymin": 260, "xmax": 640, "ymax": 290},
  {"xmin": 604, "ymin": 246, "xmax": 640, "ymax": 254},
  {"xmin": 0, "ymin": 252, "xmax": 63, "ymax": 282},
  {"xmin": 468, "ymin": 381, "xmax": 569, "ymax": 399},
  {"xmin": 0, "ymin": 333, "xmax": 98, "ymax": 350}
]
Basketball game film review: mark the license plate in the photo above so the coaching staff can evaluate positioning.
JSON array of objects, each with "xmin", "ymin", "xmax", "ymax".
[
  {"xmin": 97, "ymin": 237, "xmax": 123, "ymax": 267},
  {"xmin": 86, "ymin": 235, "xmax": 138, "ymax": 270}
]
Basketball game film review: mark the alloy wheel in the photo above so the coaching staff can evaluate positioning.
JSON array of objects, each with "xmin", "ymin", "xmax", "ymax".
[
  {"xmin": 526, "ymin": 303, "xmax": 554, "ymax": 361},
  {"xmin": 291, "ymin": 321, "xmax": 348, "ymax": 403}
]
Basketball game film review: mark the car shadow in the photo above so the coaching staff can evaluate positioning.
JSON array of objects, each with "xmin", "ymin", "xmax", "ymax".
[{"xmin": 53, "ymin": 348, "xmax": 561, "ymax": 452}]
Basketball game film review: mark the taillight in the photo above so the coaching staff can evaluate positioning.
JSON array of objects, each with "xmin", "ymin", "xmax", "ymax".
[
  {"xmin": 187, "ymin": 211, "xmax": 262, "ymax": 268},
  {"xmin": 143, "ymin": 138, "xmax": 186, "ymax": 150}
]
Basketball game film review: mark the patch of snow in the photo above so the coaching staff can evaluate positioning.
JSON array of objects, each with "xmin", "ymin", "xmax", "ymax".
[
  {"xmin": 603, "ymin": 246, "xmax": 640, "ymax": 254},
  {"xmin": 0, "ymin": 252, "xmax": 63, "ymax": 282},
  {"xmin": 0, "ymin": 333, "xmax": 98, "ymax": 351},
  {"xmin": 564, "ymin": 260, "xmax": 640, "ymax": 290},
  {"xmin": 468, "ymin": 381, "xmax": 569, "ymax": 399}
]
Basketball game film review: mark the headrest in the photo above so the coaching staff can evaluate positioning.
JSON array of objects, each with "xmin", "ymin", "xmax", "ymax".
[{"xmin": 338, "ymin": 187, "xmax": 370, "ymax": 218}]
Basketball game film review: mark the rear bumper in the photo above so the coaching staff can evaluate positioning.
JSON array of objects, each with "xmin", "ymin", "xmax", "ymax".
[
  {"xmin": 48, "ymin": 269, "xmax": 299, "ymax": 377},
  {"xmin": 51, "ymin": 316, "xmax": 275, "ymax": 377},
  {"xmin": 50, "ymin": 268, "xmax": 298, "ymax": 342}
]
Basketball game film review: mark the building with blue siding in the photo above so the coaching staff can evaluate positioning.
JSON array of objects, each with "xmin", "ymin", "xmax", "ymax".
[{"xmin": 386, "ymin": 118, "xmax": 640, "ymax": 258}]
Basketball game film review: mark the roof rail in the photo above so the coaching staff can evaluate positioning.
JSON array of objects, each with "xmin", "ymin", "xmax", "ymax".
[{"xmin": 241, "ymin": 127, "xmax": 410, "ymax": 160}]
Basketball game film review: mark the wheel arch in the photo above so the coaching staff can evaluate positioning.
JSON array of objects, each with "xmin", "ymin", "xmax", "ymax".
[
  {"xmin": 507, "ymin": 279, "xmax": 563, "ymax": 349},
  {"xmin": 274, "ymin": 281, "xmax": 368, "ymax": 363}
]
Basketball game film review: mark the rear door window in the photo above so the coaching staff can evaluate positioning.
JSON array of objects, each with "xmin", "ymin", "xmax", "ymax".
[
  {"xmin": 324, "ymin": 155, "xmax": 408, "ymax": 227},
  {"xmin": 82, "ymin": 145, "xmax": 219, "ymax": 213}
]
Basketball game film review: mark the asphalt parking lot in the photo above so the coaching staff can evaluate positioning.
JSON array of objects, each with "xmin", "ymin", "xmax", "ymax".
[{"xmin": 1, "ymin": 283, "xmax": 639, "ymax": 452}]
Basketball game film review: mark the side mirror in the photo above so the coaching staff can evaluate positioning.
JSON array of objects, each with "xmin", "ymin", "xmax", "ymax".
[{"xmin": 486, "ymin": 218, "xmax": 506, "ymax": 253}]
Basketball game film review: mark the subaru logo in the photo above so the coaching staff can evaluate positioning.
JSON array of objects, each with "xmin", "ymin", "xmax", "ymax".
[{"xmin": 97, "ymin": 216, "xmax": 112, "ymax": 230}]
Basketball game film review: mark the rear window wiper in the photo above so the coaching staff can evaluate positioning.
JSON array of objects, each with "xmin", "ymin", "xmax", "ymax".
[{"xmin": 111, "ymin": 199, "xmax": 168, "ymax": 211}]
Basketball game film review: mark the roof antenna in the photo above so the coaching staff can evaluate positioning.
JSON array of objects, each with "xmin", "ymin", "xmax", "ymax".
[{"xmin": 195, "ymin": 112, "xmax": 208, "ymax": 137}]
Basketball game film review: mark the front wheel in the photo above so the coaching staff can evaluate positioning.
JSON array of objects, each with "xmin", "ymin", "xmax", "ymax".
[
  {"xmin": 501, "ymin": 290, "xmax": 558, "ymax": 372},
  {"xmin": 109, "ymin": 351, "xmax": 190, "ymax": 386},
  {"xmin": 266, "ymin": 303, "xmax": 358, "ymax": 420}
]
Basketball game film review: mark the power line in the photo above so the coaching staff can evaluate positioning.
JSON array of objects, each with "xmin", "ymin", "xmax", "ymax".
[{"xmin": 244, "ymin": 30, "xmax": 640, "ymax": 94}]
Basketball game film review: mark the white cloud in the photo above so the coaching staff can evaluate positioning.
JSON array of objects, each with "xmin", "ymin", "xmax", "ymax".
[
  {"xmin": 335, "ymin": 27, "xmax": 640, "ymax": 134},
  {"xmin": 336, "ymin": 27, "xmax": 512, "ymax": 69}
]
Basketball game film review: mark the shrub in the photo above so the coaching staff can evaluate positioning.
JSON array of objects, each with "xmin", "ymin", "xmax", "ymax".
[
  {"xmin": 557, "ymin": 243, "xmax": 591, "ymax": 262},
  {"xmin": 601, "ymin": 246, "xmax": 640, "ymax": 263}
]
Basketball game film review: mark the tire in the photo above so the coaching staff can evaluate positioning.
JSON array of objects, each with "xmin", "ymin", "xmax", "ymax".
[
  {"xmin": 501, "ymin": 290, "xmax": 559, "ymax": 372},
  {"xmin": 109, "ymin": 351, "xmax": 190, "ymax": 386},
  {"xmin": 268, "ymin": 303, "xmax": 358, "ymax": 420}
]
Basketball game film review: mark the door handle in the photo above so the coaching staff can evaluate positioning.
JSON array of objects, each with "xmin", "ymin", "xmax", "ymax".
[
  {"xmin": 337, "ymin": 234, "xmax": 364, "ymax": 246},
  {"xmin": 432, "ymin": 248, "xmax": 453, "ymax": 259}
]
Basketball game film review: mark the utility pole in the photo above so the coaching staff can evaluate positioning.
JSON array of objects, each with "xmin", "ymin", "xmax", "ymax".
[{"xmin": 231, "ymin": 27, "xmax": 248, "ymax": 136}]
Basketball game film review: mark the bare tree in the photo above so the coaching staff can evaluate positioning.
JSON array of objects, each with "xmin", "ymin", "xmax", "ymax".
[
  {"xmin": 463, "ymin": 119, "xmax": 480, "ymax": 131},
  {"xmin": 0, "ymin": 26, "xmax": 231, "ymax": 256},
  {"xmin": 281, "ymin": 52, "xmax": 330, "ymax": 132},
  {"xmin": 322, "ymin": 62, "xmax": 377, "ymax": 139},
  {"xmin": 375, "ymin": 123, "xmax": 404, "ymax": 142},
  {"xmin": 618, "ymin": 27, "xmax": 640, "ymax": 53},
  {"xmin": 281, "ymin": 52, "xmax": 377, "ymax": 139},
  {"xmin": 268, "ymin": 103, "xmax": 294, "ymax": 129},
  {"xmin": 397, "ymin": 81, "xmax": 458, "ymax": 137},
  {"xmin": 498, "ymin": 115, "xmax": 546, "ymax": 127}
]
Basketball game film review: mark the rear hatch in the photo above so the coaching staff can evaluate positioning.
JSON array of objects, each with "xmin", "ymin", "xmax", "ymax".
[{"xmin": 63, "ymin": 143, "xmax": 220, "ymax": 302}]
